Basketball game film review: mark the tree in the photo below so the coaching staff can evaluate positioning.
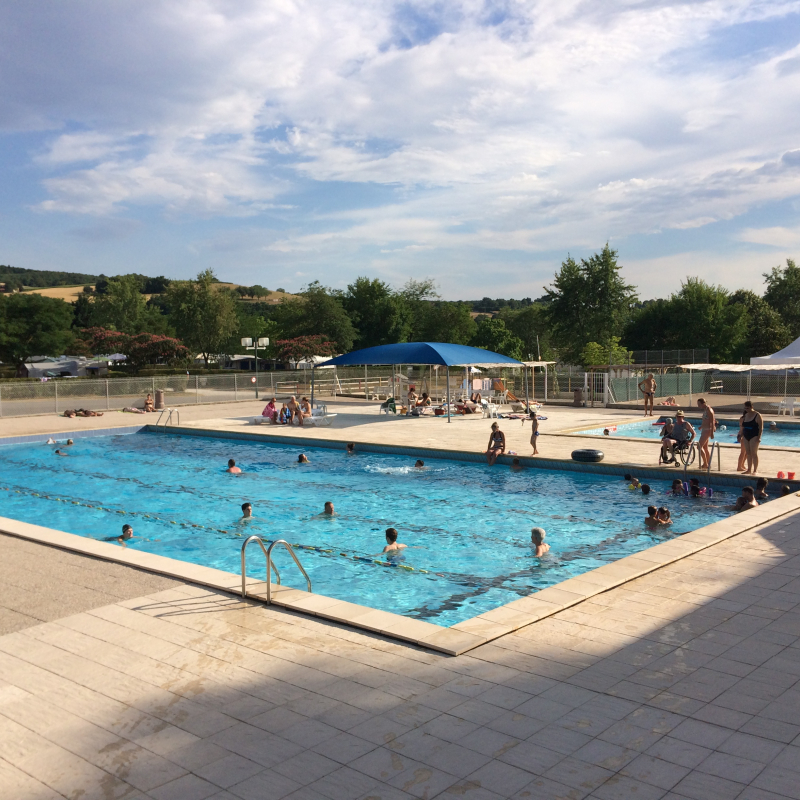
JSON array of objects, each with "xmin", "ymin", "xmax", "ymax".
[
  {"xmin": 223, "ymin": 305, "xmax": 280, "ymax": 357},
  {"xmin": 166, "ymin": 269, "xmax": 239, "ymax": 367},
  {"xmin": 763, "ymin": 258, "xmax": 800, "ymax": 337},
  {"xmin": 276, "ymin": 336, "xmax": 338, "ymax": 362},
  {"xmin": 470, "ymin": 318, "xmax": 524, "ymax": 359},
  {"xmin": 579, "ymin": 337, "xmax": 632, "ymax": 369},
  {"xmin": 499, "ymin": 304, "xmax": 554, "ymax": 360},
  {"xmin": 545, "ymin": 245, "xmax": 638, "ymax": 364},
  {"xmin": 0, "ymin": 294, "xmax": 75, "ymax": 374},
  {"xmin": 729, "ymin": 290, "xmax": 792, "ymax": 361},
  {"xmin": 90, "ymin": 274, "xmax": 171, "ymax": 334},
  {"xmin": 343, "ymin": 277, "xmax": 412, "ymax": 348},
  {"xmin": 235, "ymin": 286, "xmax": 250, "ymax": 299},
  {"xmin": 143, "ymin": 276, "xmax": 171, "ymax": 294},
  {"xmin": 412, "ymin": 301, "xmax": 476, "ymax": 344},
  {"xmin": 248, "ymin": 285, "xmax": 270, "ymax": 300},
  {"xmin": 80, "ymin": 328, "xmax": 190, "ymax": 371},
  {"xmin": 272, "ymin": 282, "xmax": 356, "ymax": 352},
  {"xmin": 621, "ymin": 299, "xmax": 675, "ymax": 350},
  {"xmin": 72, "ymin": 293, "xmax": 94, "ymax": 328}
]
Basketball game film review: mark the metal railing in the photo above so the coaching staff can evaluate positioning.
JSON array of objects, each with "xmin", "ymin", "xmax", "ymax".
[
  {"xmin": 241, "ymin": 536, "xmax": 312, "ymax": 604},
  {"xmin": 706, "ymin": 441, "xmax": 721, "ymax": 488},
  {"xmin": 155, "ymin": 408, "xmax": 180, "ymax": 428}
]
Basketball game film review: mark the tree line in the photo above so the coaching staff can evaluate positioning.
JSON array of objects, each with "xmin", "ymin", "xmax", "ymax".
[{"xmin": 1, "ymin": 248, "xmax": 798, "ymax": 374}]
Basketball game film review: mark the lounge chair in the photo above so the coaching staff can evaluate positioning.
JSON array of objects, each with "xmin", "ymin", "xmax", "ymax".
[{"xmin": 379, "ymin": 397, "xmax": 397, "ymax": 414}]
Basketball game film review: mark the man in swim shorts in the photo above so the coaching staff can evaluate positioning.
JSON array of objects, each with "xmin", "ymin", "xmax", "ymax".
[
  {"xmin": 530, "ymin": 527, "xmax": 549, "ymax": 556},
  {"xmin": 240, "ymin": 502, "xmax": 254, "ymax": 521},
  {"xmin": 638, "ymin": 373, "xmax": 657, "ymax": 417},
  {"xmin": 696, "ymin": 398, "xmax": 716, "ymax": 469},
  {"xmin": 226, "ymin": 459, "xmax": 242, "ymax": 474}
]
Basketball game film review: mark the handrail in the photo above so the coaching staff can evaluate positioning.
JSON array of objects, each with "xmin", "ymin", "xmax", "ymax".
[
  {"xmin": 706, "ymin": 440, "xmax": 721, "ymax": 489},
  {"xmin": 240, "ymin": 536, "xmax": 311, "ymax": 604},
  {"xmin": 155, "ymin": 407, "xmax": 170, "ymax": 426},
  {"xmin": 155, "ymin": 407, "xmax": 181, "ymax": 428}
]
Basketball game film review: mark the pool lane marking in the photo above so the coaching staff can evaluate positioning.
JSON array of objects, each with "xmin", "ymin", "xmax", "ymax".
[{"xmin": 0, "ymin": 485, "xmax": 433, "ymax": 575}]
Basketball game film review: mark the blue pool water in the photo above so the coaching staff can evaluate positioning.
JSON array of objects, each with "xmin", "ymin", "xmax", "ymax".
[
  {"xmin": 578, "ymin": 418, "xmax": 800, "ymax": 449},
  {"xmin": 0, "ymin": 432, "xmax": 733, "ymax": 626}
]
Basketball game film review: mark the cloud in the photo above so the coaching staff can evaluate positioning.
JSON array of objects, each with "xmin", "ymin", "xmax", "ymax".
[{"xmin": 2, "ymin": 0, "xmax": 800, "ymax": 292}]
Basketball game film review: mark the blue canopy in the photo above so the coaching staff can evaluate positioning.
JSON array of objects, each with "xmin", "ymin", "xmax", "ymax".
[{"xmin": 318, "ymin": 342, "xmax": 523, "ymax": 368}]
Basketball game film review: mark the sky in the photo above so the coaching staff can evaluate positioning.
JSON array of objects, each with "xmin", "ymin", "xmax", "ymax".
[{"xmin": 2, "ymin": 1, "xmax": 800, "ymax": 300}]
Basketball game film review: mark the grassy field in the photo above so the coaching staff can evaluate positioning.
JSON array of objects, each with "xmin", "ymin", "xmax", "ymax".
[{"xmin": 20, "ymin": 284, "xmax": 299, "ymax": 304}]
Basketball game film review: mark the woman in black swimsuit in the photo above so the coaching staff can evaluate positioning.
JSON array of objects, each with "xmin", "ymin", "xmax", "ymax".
[
  {"xmin": 741, "ymin": 400, "xmax": 762, "ymax": 475},
  {"xmin": 485, "ymin": 422, "xmax": 506, "ymax": 465}
]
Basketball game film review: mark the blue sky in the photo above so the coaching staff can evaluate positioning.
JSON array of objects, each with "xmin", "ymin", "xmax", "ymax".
[{"xmin": 2, "ymin": 0, "xmax": 800, "ymax": 299}]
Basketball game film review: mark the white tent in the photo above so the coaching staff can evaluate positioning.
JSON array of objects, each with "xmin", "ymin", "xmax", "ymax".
[{"xmin": 751, "ymin": 336, "xmax": 800, "ymax": 365}]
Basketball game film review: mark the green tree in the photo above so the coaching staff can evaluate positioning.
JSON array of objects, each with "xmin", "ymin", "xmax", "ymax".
[
  {"xmin": 470, "ymin": 318, "xmax": 524, "ymax": 359},
  {"xmin": 499, "ymin": 304, "xmax": 554, "ymax": 360},
  {"xmin": 729, "ymin": 290, "xmax": 792, "ymax": 360},
  {"xmin": 763, "ymin": 258, "xmax": 800, "ymax": 337},
  {"xmin": 272, "ymin": 281, "xmax": 356, "ymax": 352},
  {"xmin": 72, "ymin": 293, "xmax": 94, "ymax": 328},
  {"xmin": 545, "ymin": 245, "xmax": 638, "ymax": 364},
  {"xmin": 343, "ymin": 277, "xmax": 412, "ymax": 348},
  {"xmin": 621, "ymin": 299, "xmax": 675, "ymax": 350},
  {"xmin": 413, "ymin": 301, "xmax": 477, "ymax": 344},
  {"xmin": 0, "ymin": 294, "xmax": 75, "ymax": 374},
  {"xmin": 223, "ymin": 305, "xmax": 280, "ymax": 357},
  {"xmin": 579, "ymin": 337, "xmax": 632, "ymax": 369},
  {"xmin": 166, "ymin": 269, "xmax": 239, "ymax": 366},
  {"xmin": 90, "ymin": 274, "xmax": 171, "ymax": 334}
]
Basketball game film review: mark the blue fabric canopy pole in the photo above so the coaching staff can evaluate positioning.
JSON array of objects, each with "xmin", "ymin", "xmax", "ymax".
[{"xmin": 317, "ymin": 342, "xmax": 524, "ymax": 424}]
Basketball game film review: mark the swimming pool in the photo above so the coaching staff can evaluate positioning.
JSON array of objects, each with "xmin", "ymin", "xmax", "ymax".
[
  {"xmin": 577, "ymin": 417, "xmax": 800, "ymax": 448},
  {"xmin": 0, "ymin": 432, "xmax": 732, "ymax": 626}
]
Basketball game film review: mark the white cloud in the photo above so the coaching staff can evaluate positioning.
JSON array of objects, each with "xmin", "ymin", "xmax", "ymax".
[{"xmin": 2, "ymin": 0, "xmax": 800, "ymax": 291}]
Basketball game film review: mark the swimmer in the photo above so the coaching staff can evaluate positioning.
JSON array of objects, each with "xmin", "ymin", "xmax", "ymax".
[
  {"xmin": 641, "ymin": 484, "xmax": 651, "ymax": 495},
  {"xmin": 732, "ymin": 487, "xmax": 758, "ymax": 513},
  {"xmin": 671, "ymin": 479, "xmax": 685, "ymax": 496},
  {"xmin": 511, "ymin": 458, "xmax": 524, "ymax": 471},
  {"xmin": 755, "ymin": 477, "xmax": 769, "ymax": 501},
  {"xmin": 781, "ymin": 484, "xmax": 792, "ymax": 497},
  {"xmin": 226, "ymin": 459, "xmax": 242, "ymax": 474},
  {"xmin": 689, "ymin": 478, "xmax": 702, "ymax": 498},
  {"xmin": 628, "ymin": 477, "xmax": 641, "ymax": 490},
  {"xmin": 298, "ymin": 454, "xmax": 310, "ymax": 464},
  {"xmin": 240, "ymin": 502, "xmax": 254, "ymax": 521},
  {"xmin": 65, "ymin": 439, "xmax": 74, "ymax": 446},
  {"xmin": 323, "ymin": 501, "xmax": 335, "ymax": 516},
  {"xmin": 346, "ymin": 443, "xmax": 355, "ymax": 455},
  {"xmin": 769, "ymin": 421, "xmax": 778, "ymax": 430},
  {"xmin": 657, "ymin": 507, "xmax": 672, "ymax": 525},
  {"xmin": 414, "ymin": 459, "xmax": 425, "ymax": 468},
  {"xmin": 530, "ymin": 527, "xmax": 549, "ymax": 557},
  {"xmin": 379, "ymin": 527, "xmax": 407, "ymax": 555},
  {"xmin": 46, "ymin": 437, "xmax": 56, "ymax": 444},
  {"xmin": 104, "ymin": 524, "xmax": 134, "ymax": 545},
  {"xmin": 603, "ymin": 428, "xmax": 610, "ymax": 436},
  {"xmin": 645, "ymin": 506, "xmax": 662, "ymax": 528},
  {"xmin": 54, "ymin": 449, "xmax": 68, "ymax": 456}
]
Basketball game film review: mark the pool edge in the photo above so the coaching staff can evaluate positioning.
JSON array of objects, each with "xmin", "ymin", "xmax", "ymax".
[{"xmin": 2, "ymin": 492, "xmax": 799, "ymax": 656}]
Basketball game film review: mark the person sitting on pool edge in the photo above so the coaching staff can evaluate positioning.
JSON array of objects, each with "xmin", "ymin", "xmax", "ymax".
[
  {"xmin": 530, "ymin": 527, "xmax": 549, "ymax": 557},
  {"xmin": 240, "ymin": 502, "xmax": 254, "ymax": 521},
  {"xmin": 485, "ymin": 422, "xmax": 505, "ymax": 465},
  {"xmin": 298, "ymin": 453, "xmax": 310, "ymax": 464},
  {"xmin": 732, "ymin": 486, "xmax": 758, "ymax": 513},
  {"xmin": 226, "ymin": 459, "xmax": 242, "ymax": 474},
  {"xmin": 262, "ymin": 397, "xmax": 278, "ymax": 422},
  {"xmin": 380, "ymin": 527, "xmax": 407, "ymax": 555}
]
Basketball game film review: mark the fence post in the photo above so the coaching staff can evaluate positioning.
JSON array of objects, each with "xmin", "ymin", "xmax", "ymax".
[
  {"xmin": 235, "ymin": 373, "xmax": 238, "ymax": 401},
  {"xmin": 196, "ymin": 376, "xmax": 199, "ymax": 403},
  {"xmin": 54, "ymin": 381, "xmax": 58, "ymax": 413},
  {"xmin": 0, "ymin": 386, "xmax": 2, "ymax": 417},
  {"xmin": 106, "ymin": 380, "xmax": 110, "ymax": 410}
]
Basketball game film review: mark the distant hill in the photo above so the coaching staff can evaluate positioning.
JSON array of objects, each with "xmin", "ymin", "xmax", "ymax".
[{"xmin": 0, "ymin": 265, "xmax": 99, "ymax": 290}]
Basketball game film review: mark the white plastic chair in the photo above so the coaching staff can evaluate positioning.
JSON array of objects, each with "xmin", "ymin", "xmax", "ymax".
[{"xmin": 482, "ymin": 399, "xmax": 498, "ymax": 418}]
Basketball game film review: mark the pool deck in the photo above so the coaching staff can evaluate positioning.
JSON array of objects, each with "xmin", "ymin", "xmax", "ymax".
[{"xmin": 3, "ymin": 401, "xmax": 800, "ymax": 798}]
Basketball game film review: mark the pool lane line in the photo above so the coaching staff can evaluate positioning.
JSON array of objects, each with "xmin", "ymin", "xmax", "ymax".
[{"xmin": 0, "ymin": 484, "xmax": 438, "ymax": 576}]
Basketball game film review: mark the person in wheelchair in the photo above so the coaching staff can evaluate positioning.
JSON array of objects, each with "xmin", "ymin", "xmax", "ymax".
[{"xmin": 660, "ymin": 411, "xmax": 695, "ymax": 464}]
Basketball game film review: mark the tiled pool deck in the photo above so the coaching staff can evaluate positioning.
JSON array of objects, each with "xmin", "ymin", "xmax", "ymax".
[{"xmin": 3, "ymin": 401, "xmax": 800, "ymax": 798}]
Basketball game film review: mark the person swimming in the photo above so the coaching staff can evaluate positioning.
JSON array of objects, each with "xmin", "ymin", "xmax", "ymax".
[
  {"xmin": 511, "ymin": 458, "xmax": 523, "ymax": 471},
  {"xmin": 641, "ymin": 484, "xmax": 651, "ymax": 495},
  {"xmin": 54, "ymin": 449, "xmax": 68, "ymax": 456},
  {"xmin": 240, "ymin": 502, "xmax": 254, "ymax": 521},
  {"xmin": 781, "ymin": 484, "xmax": 792, "ymax": 497},
  {"xmin": 530, "ymin": 527, "xmax": 549, "ymax": 557},
  {"xmin": 226, "ymin": 459, "xmax": 242, "ymax": 474},
  {"xmin": 298, "ymin": 454, "xmax": 310, "ymax": 463},
  {"xmin": 379, "ymin": 527, "xmax": 407, "ymax": 555},
  {"xmin": 755, "ymin": 477, "xmax": 769, "ymax": 501},
  {"xmin": 346, "ymin": 443, "xmax": 355, "ymax": 454},
  {"xmin": 104, "ymin": 524, "xmax": 134, "ymax": 544},
  {"xmin": 671, "ymin": 479, "xmax": 685, "ymax": 496},
  {"xmin": 414, "ymin": 459, "xmax": 425, "ymax": 468},
  {"xmin": 645, "ymin": 506, "xmax": 662, "ymax": 528},
  {"xmin": 657, "ymin": 507, "xmax": 672, "ymax": 525},
  {"xmin": 323, "ymin": 501, "xmax": 335, "ymax": 515}
]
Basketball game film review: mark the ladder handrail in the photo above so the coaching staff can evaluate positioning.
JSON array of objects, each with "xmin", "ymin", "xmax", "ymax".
[
  {"xmin": 706, "ymin": 440, "xmax": 721, "ymax": 489},
  {"xmin": 240, "ymin": 536, "xmax": 311, "ymax": 604},
  {"xmin": 154, "ymin": 407, "xmax": 181, "ymax": 428}
]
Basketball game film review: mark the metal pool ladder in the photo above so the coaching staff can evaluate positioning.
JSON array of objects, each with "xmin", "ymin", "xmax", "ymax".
[
  {"xmin": 155, "ymin": 408, "xmax": 180, "ymax": 428},
  {"xmin": 241, "ymin": 536, "xmax": 312, "ymax": 604}
]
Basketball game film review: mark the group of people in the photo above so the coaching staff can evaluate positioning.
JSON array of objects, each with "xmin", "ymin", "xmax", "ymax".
[
  {"xmin": 260, "ymin": 396, "xmax": 312, "ymax": 426},
  {"xmin": 406, "ymin": 388, "xmax": 433, "ymax": 414},
  {"xmin": 659, "ymin": 399, "xmax": 764, "ymax": 474}
]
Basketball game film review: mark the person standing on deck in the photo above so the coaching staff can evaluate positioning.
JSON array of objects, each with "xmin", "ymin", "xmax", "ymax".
[{"xmin": 638, "ymin": 373, "xmax": 657, "ymax": 417}]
